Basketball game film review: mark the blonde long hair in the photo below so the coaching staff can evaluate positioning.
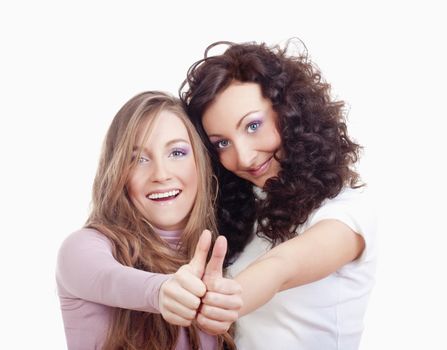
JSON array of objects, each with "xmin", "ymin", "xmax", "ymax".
[{"xmin": 86, "ymin": 91, "xmax": 234, "ymax": 350}]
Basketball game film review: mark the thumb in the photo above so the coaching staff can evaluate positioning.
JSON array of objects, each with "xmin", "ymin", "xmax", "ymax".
[
  {"xmin": 204, "ymin": 235, "xmax": 227, "ymax": 279},
  {"xmin": 189, "ymin": 230, "xmax": 212, "ymax": 277}
]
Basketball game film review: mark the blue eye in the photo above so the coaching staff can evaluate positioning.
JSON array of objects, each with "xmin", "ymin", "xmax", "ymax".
[
  {"xmin": 170, "ymin": 148, "xmax": 187, "ymax": 158},
  {"xmin": 131, "ymin": 151, "xmax": 149, "ymax": 164},
  {"xmin": 131, "ymin": 155, "xmax": 149, "ymax": 166},
  {"xmin": 214, "ymin": 139, "xmax": 231, "ymax": 150},
  {"xmin": 247, "ymin": 121, "xmax": 261, "ymax": 133}
]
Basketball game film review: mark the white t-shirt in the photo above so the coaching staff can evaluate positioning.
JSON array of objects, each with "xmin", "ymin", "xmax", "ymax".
[{"xmin": 227, "ymin": 187, "xmax": 378, "ymax": 350}]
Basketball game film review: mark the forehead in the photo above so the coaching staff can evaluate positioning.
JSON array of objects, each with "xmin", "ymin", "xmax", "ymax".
[
  {"xmin": 136, "ymin": 110, "xmax": 190, "ymax": 146},
  {"xmin": 203, "ymin": 82, "xmax": 271, "ymax": 128}
]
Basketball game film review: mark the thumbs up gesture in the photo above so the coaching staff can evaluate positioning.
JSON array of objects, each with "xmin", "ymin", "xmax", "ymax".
[
  {"xmin": 197, "ymin": 235, "xmax": 243, "ymax": 335},
  {"xmin": 159, "ymin": 230, "xmax": 211, "ymax": 326}
]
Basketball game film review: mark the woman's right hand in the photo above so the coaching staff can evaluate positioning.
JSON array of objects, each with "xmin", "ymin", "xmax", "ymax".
[
  {"xmin": 158, "ymin": 230, "xmax": 212, "ymax": 326},
  {"xmin": 197, "ymin": 235, "xmax": 243, "ymax": 335}
]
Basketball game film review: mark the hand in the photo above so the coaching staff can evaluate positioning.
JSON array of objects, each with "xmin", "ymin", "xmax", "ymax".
[
  {"xmin": 197, "ymin": 235, "xmax": 243, "ymax": 335},
  {"xmin": 159, "ymin": 230, "xmax": 211, "ymax": 326}
]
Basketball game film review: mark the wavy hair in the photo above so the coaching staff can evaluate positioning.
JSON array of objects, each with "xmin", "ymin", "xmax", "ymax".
[
  {"xmin": 180, "ymin": 40, "xmax": 363, "ymax": 261},
  {"xmin": 86, "ymin": 91, "xmax": 235, "ymax": 350}
]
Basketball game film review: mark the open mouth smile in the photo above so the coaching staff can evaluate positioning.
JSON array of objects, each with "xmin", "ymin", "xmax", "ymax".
[{"xmin": 146, "ymin": 189, "xmax": 181, "ymax": 201}]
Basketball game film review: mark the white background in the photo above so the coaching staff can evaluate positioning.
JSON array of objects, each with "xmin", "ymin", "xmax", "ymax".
[{"xmin": 1, "ymin": 1, "xmax": 446, "ymax": 348}]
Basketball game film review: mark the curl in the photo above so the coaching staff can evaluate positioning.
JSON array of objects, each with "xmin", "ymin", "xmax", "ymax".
[{"xmin": 181, "ymin": 40, "xmax": 363, "ymax": 259}]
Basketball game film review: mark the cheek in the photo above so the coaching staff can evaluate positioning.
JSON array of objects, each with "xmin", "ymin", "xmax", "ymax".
[
  {"xmin": 271, "ymin": 133, "xmax": 281, "ymax": 150},
  {"xmin": 127, "ymin": 171, "xmax": 144, "ymax": 202},
  {"xmin": 218, "ymin": 151, "xmax": 237, "ymax": 171},
  {"xmin": 183, "ymin": 159, "xmax": 199, "ymax": 193},
  {"xmin": 264, "ymin": 125, "xmax": 282, "ymax": 150}
]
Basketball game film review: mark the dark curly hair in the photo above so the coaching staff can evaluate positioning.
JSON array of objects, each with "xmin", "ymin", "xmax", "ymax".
[{"xmin": 180, "ymin": 40, "xmax": 363, "ymax": 263}]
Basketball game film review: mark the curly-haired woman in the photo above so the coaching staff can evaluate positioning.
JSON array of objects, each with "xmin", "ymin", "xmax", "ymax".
[{"xmin": 181, "ymin": 40, "xmax": 378, "ymax": 350}]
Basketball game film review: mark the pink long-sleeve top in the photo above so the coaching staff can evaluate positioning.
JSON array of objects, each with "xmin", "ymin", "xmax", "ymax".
[{"xmin": 56, "ymin": 227, "xmax": 217, "ymax": 350}]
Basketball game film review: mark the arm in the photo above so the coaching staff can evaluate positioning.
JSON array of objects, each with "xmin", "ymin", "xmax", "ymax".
[
  {"xmin": 56, "ymin": 228, "xmax": 210, "ymax": 324},
  {"xmin": 235, "ymin": 219, "xmax": 365, "ymax": 316},
  {"xmin": 56, "ymin": 229, "xmax": 169, "ymax": 312}
]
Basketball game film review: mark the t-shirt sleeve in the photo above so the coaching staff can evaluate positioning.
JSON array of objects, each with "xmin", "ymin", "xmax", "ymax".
[
  {"xmin": 56, "ymin": 228, "xmax": 171, "ymax": 313},
  {"xmin": 307, "ymin": 187, "xmax": 378, "ymax": 262}
]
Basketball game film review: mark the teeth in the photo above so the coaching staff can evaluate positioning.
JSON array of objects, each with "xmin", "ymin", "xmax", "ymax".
[{"xmin": 147, "ymin": 190, "xmax": 180, "ymax": 200}]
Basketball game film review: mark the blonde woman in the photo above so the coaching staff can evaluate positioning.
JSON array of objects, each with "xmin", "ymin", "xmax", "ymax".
[{"xmin": 56, "ymin": 91, "xmax": 241, "ymax": 350}]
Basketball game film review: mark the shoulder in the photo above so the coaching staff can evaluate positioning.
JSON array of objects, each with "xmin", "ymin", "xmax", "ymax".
[
  {"xmin": 58, "ymin": 228, "xmax": 112, "ymax": 258},
  {"xmin": 56, "ymin": 228, "xmax": 116, "ymax": 283},
  {"xmin": 307, "ymin": 186, "xmax": 378, "ymax": 256},
  {"xmin": 314, "ymin": 186, "xmax": 376, "ymax": 220},
  {"xmin": 326, "ymin": 186, "xmax": 372, "ymax": 205}
]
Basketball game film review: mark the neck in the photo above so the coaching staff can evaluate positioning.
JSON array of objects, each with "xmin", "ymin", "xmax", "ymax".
[{"xmin": 152, "ymin": 226, "xmax": 183, "ymax": 249}]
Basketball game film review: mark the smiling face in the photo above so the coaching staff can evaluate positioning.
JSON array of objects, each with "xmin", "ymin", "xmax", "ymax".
[
  {"xmin": 202, "ymin": 81, "xmax": 282, "ymax": 187},
  {"xmin": 127, "ymin": 111, "xmax": 198, "ymax": 231}
]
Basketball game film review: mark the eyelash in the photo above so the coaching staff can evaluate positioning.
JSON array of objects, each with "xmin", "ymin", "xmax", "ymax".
[
  {"xmin": 213, "ymin": 120, "xmax": 262, "ymax": 150},
  {"xmin": 214, "ymin": 140, "xmax": 230, "ymax": 150},
  {"xmin": 136, "ymin": 156, "xmax": 148, "ymax": 163},
  {"xmin": 169, "ymin": 148, "xmax": 187, "ymax": 158},
  {"xmin": 247, "ymin": 120, "xmax": 261, "ymax": 133},
  {"xmin": 131, "ymin": 148, "xmax": 187, "ymax": 164}
]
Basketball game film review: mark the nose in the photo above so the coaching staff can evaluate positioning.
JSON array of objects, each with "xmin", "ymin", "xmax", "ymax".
[
  {"xmin": 234, "ymin": 142, "xmax": 257, "ymax": 169},
  {"xmin": 151, "ymin": 159, "xmax": 171, "ymax": 182}
]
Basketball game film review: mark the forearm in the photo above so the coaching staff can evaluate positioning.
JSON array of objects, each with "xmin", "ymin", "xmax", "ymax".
[
  {"xmin": 234, "ymin": 220, "xmax": 364, "ymax": 316},
  {"xmin": 88, "ymin": 265, "xmax": 171, "ymax": 312},
  {"xmin": 57, "ymin": 229, "xmax": 171, "ymax": 312},
  {"xmin": 235, "ymin": 255, "xmax": 288, "ymax": 316}
]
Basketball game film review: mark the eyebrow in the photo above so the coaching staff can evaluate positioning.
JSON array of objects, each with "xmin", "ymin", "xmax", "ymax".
[
  {"xmin": 166, "ymin": 138, "xmax": 190, "ymax": 147},
  {"xmin": 208, "ymin": 110, "xmax": 260, "ymax": 137},
  {"xmin": 132, "ymin": 138, "xmax": 190, "ymax": 152}
]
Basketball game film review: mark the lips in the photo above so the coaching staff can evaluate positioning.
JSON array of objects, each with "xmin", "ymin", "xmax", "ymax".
[
  {"xmin": 146, "ymin": 189, "xmax": 181, "ymax": 201},
  {"xmin": 248, "ymin": 157, "xmax": 272, "ymax": 177}
]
